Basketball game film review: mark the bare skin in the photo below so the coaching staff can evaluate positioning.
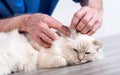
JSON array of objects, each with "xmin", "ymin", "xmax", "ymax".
[
  {"xmin": 0, "ymin": 0, "xmax": 103, "ymax": 48},
  {"xmin": 24, "ymin": 14, "xmax": 70, "ymax": 48},
  {"xmin": 0, "ymin": 13, "xmax": 70, "ymax": 48},
  {"xmin": 71, "ymin": 0, "xmax": 103, "ymax": 35}
]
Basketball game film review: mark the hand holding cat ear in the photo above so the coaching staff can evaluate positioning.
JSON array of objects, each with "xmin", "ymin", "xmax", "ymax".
[
  {"xmin": 71, "ymin": 6, "xmax": 102, "ymax": 36},
  {"xmin": 23, "ymin": 13, "xmax": 70, "ymax": 48}
]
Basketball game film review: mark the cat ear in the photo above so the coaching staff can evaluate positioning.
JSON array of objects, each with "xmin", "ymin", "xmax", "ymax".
[
  {"xmin": 70, "ymin": 29, "xmax": 82, "ymax": 39},
  {"xmin": 93, "ymin": 40, "xmax": 103, "ymax": 51}
]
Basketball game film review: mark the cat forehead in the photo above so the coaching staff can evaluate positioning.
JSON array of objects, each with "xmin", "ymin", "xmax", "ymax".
[
  {"xmin": 73, "ymin": 34, "xmax": 96, "ymax": 50},
  {"xmin": 75, "ymin": 34, "xmax": 95, "ymax": 44}
]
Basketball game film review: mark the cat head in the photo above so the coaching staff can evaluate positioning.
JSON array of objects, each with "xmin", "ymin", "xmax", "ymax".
[
  {"xmin": 60, "ymin": 31, "xmax": 103, "ymax": 65},
  {"xmin": 73, "ymin": 33, "xmax": 103, "ymax": 64}
]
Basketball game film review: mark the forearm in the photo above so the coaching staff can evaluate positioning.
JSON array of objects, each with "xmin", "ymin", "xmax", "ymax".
[
  {"xmin": 0, "ymin": 15, "xmax": 29, "ymax": 32},
  {"xmin": 79, "ymin": 0, "xmax": 103, "ymax": 14}
]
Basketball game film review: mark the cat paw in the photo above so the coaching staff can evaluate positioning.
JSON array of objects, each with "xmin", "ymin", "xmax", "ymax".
[{"xmin": 37, "ymin": 55, "xmax": 67, "ymax": 69}]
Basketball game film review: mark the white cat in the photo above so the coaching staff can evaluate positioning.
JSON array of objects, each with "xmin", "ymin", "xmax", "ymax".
[{"xmin": 0, "ymin": 29, "xmax": 103, "ymax": 75}]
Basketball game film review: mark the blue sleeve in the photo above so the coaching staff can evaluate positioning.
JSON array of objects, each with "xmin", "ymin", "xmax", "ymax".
[
  {"xmin": 5, "ymin": 0, "xmax": 25, "ymax": 14},
  {"xmin": 24, "ymin": 0, "xmax": 40, "ymax": 13},
  {"xmin": 0, "ymin": 0, "xmax": 59, "ymax": 18},
  {"xmin": 48, "ymin": 0, "xmax": 59, "ymax": 15},
  {"xmin": 73, "ymin": 0, "xmax": 79, "ymax": 3},
  {"xmin": 0, "ymin": 0, "xmax": 25, "ymax": 18},
  {"xmin": 39, "ymin": 0, "xmax": 59, "ymax": 15},
  {"xmin": 0, "ymin": 1, "xmax": 12, "ymax": 18}
]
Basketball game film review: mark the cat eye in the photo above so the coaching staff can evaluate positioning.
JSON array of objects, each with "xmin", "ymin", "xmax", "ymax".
[{"xmin": 85, "ymin": 52, "xmax": 91, "ymax": 54}]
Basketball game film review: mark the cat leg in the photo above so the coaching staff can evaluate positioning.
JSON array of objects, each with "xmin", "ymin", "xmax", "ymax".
[
  {"xmin": 37, "ymin": 54, "xmax": 67, "ymax": 69},
  {"xmin": 24, "ymin": 62, "xmax": 37, "ymax": 72},
  {"xmin": 23, "ymin": 50, "xmax": 38, "ymax": 72}
]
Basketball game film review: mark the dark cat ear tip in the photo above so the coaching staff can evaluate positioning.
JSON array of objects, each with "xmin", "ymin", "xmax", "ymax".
[
  {"xmin": 93, "ymin": 40, "xmax": 103, "ymax": 47},
  {"xmin": 93, "ymin": 40, "xmax": 103, "ymax": 51},
  {"xmin": 56, "ymin": 31, "xmax": 61, "ymax": 36}
]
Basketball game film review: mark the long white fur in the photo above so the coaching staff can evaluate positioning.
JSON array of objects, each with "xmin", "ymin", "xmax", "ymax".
[
  {"xmin": 0, "ymin": 29, "xmax": 103, "ymax": 75},
  {"xmin": 0, "ymin": 30, "xmax": 38, "ymax": 75}
]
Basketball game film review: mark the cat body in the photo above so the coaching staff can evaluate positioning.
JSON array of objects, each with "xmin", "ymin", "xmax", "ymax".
[
  {"xmin": 0, "ymin": 30, "xmax": 38, "ymax": 75},
  {"xmin": 0, "ymin": 29, "xmax": 103, "ymax": 75}
]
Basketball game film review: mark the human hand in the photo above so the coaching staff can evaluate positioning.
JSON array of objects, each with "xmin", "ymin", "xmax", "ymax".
[
  {"xmin": 23, "ymin": 13, "xmax": 70, "ymax": 48},
  {"xmin": 71, "ymin": 6, "xmax": 102, "ymax": 35}
]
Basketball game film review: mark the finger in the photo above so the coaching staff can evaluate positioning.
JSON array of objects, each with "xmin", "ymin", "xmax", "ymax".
[
  {"xmin": 39, "ymin": 38, "xmax": 51, "ymax": 48},
  {"xmin": 60, "ymin": 25, "xmax": 71, "ymax": 36},
  {"xmin": 82, "ymin": 16, "xmax": 97, "ymax": 34},
  {"xmin": 42, "ymin": 15, "xmax": 70, "ymax": 36},
  {"xmin": 36, "ymin": 31, "xmax": 53, "ymax": 44},
  {"xmin": 42, "ymin": 28, "xmax": 59, "ymax": 40},
  {"xmin": 38, "ymin": 23, "xmax": 60, "ymax": 40},
  {"xmin": 35, "ymin": 35, "xmax": 51, "ymax": 48},
  {"xmin": 87, "ymin": 22, "xmax": 101, "ymax": 36},
  {"xmin": 76, "ymin": 12, "xmax": 92, "ymax": 33},
  {"xmin": 71, "ymin": 8, "xmax": 86, "ymax": 29}
]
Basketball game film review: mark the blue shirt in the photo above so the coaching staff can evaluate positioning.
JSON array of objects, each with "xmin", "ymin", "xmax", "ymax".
[{"xmin": 0, "ymin": 0, "xmax": 79, "ymax": 18}]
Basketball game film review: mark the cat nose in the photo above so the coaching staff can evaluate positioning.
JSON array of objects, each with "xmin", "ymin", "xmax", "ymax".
[{"xmin": 79, "ymin": 56, "xmax": 84, "ymax": 61}]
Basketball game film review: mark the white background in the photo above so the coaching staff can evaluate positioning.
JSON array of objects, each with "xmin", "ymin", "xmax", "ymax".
[{"xmin": 52, "ymin": 0, "xmax": 120, "ymax": 39}]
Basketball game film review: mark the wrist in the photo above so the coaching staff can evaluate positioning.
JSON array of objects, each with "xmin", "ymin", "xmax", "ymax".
[
  {"xmin": 86, "ymin": 6, "xmax": 103, "ymax": 16},
  {"xmin": 18, "ymin": 14, "xmax": 31, "ymax": 32},
  {"xmin": 87, "ymin": 1, "xmax": 103, "ymax": 16}
]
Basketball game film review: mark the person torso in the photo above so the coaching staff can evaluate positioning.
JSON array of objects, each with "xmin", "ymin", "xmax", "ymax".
[{"xmin": 0, "ymin": 0, "xmax": 59, "ymax": 18}]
